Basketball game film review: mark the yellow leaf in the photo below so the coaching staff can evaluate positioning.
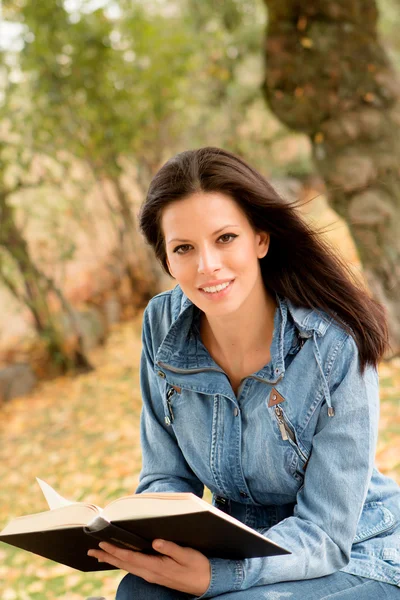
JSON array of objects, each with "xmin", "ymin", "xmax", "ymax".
[{"xmin": 300, "ymin": 37, "xmax": 313, "ymax": 49}]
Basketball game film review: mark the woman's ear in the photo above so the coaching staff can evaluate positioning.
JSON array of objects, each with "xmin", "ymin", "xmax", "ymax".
[{"xmin": 257, "ymin": 231, "xmax": 270, "ymax": 259}]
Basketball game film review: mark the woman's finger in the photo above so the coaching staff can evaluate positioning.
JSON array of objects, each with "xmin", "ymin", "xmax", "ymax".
[
  {"xmin": 88, "ymin": 547, "xmax": 160, "ymax": 582},
  {"xmin": 152, "ymin": 539, "xmax": 190, "ymax": 564},
  {"xmin": 88, "ymin": 543, "xmax": 168, "ymax": 573}
]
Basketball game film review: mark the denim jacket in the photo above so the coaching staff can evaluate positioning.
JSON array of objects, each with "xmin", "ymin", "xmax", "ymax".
[{"xmin": 136, "ymin": 285, "xmax": 400, "ymax": 596}]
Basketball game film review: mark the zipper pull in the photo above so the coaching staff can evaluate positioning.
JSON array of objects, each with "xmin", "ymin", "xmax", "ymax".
[
  {"xmin": 275, "ymin": 406, "xmax": 288, "ymax": 441},
  {"xmin": 166, "ymin": 387, "xmax": 175, "ymax": 423}
]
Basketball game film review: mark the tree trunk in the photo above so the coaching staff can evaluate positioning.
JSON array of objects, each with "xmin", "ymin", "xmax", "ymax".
[
  {"xmin": 113, "ymin": 176, "xmax": 162, "ymax": 301},
  {"xmin": 0, "ymin": 192, "xmax": 93, "ymax": 373},
  {"xmin": 89, "ymin": 158, "xmax": 162, "ymax": 303},
  {"xmin": 262, "ymin": 0, "xmax": 400, "ymax": 354}
]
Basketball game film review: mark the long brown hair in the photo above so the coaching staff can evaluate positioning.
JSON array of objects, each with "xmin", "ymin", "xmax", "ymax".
[{"xmin": 139, "ymin": 146, "xmax": 389, "ymax": 370}]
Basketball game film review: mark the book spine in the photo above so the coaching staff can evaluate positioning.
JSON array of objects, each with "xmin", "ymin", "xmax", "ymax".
[{"xmin": 84, "ymin": 518, "xmax": 154, "ymax": 554}]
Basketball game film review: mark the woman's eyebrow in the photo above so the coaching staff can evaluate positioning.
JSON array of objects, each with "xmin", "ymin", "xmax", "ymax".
[{"xmin": 167, "ymin": 224, "xmax": 240, "ymax": 245}]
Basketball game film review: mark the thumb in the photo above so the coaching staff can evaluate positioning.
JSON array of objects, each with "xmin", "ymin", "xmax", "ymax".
[{"xmin": 152, "ymin": 539, "xmax": 188, "ymax": 563}]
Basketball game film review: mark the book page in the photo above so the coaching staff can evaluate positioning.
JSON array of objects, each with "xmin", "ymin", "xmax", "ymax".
[
  {"xmin": 36, "ymin": 478, "xmax": 76, "ymax": 510},
  {"xmin": 103, "ymin": 493, "xmax": 207, "ymax": 522},
  {"xmin": 0, "ymin": 480, "xmax": 104, "ymax": 536},
  {"xmin": 0, "ymin": 503, "xmax": 100, "ymax": 535}
]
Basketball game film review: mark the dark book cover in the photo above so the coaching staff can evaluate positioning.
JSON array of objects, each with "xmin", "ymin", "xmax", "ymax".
[
  {"xmin": 0, "ymin": 527, "xmax": 116, "ymax": 572},
  {"xmin": 0, "ymin": 510, "xmax": 290, "ymax": 571}
]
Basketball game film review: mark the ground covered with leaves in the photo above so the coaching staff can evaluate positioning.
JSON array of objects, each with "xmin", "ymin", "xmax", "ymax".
[{"xmin": 0, "ymin": 313, "xmax": 399, "ymax": 600}]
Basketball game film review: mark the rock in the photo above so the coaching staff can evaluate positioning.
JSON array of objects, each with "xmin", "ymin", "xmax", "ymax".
[
  {"xmin": 0, "ymin": 363, "xmax": 37, "ymax": 403},
  {"xmin": 330, "ymin": 155, "xmax": 377, "ymax": 193},
  {"xmin": 348, "ymin": 189, "xmax": 395, "ymax": 226}
]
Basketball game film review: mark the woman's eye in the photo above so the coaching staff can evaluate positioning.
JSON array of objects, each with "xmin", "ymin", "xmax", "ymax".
[
  {"xmin": 173, "ymin": 234, "xmax": 237, "ymax": 254},
  {"xmin": 219, "ymin": 233, "xmax": 237, "ymax": 243},
  {"xmin": 173, "ymin": 244, "xmax": 191, "ymax": 255}
]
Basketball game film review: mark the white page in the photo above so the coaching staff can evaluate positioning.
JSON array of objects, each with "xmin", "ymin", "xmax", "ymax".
[{"xmin": 36, "ymin": 478, "xmax": 75, "ymax": 510}]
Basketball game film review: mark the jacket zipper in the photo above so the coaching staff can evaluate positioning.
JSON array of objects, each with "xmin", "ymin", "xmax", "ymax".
[
  {"xmin": 166, "ymin": 387, "xmax": 175, "ymax": 423},
  {"xmin": 158, "ymin": 362, "xmax": 224, "ymax": 377},
  {"xmin": 274, "ymin": 406, "xmax": 308, "ymax": 463},
  {"xmin": 158, "ymin": 362, "xmax": 284, "ymax": 386},
  {"xmin": 157, "ymin": 362, "xmax": 234, "ymax": 404},
  {"xmin": 275, "ymin": 405, "xmax": 294, "ymax": 442}
]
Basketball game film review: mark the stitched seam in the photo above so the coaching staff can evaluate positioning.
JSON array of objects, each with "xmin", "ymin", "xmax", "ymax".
[
  {"xmin": 235, "ymin": 560, "xmax": 245, "ymax": 590},
  {"xmin": 343, "ymin": 563, "xmax": 400, "ymax": 586},
  {"xmin": 326, "ymin": 331, "xmax": 350, "ymax": 385},
  {"xmin": 299, "ymin": 330, "xmax": 348, "ymax": 433}
]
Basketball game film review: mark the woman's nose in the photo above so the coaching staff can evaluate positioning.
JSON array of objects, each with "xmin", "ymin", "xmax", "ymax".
[{"xmin": 197, "ymin": 247, "xmax": 221, "ymax": 274}]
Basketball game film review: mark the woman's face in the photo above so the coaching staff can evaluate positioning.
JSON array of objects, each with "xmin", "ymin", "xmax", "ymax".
[{"xmin": 162, "ymin": 191, "xmax": 269, "ymax": 318}]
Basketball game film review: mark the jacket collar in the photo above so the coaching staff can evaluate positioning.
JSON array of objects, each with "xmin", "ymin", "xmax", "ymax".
[
  {"xmin": 285, "ymin": 298, "xmax": 333, "ymax": 338},
  {"xmin": 155, "ymin": 285, "xmax": 332, "ymax": 385}
]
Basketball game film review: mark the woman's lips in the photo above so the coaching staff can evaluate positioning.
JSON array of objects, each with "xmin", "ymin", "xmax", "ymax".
[{"xmin": 198, "ymin": 279, "xmax": 235, "ymax": 300}]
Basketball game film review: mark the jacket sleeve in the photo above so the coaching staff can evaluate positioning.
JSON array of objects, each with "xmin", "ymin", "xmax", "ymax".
[
  {"xmin": 135, "ymin": 306, "xmax": 204, "ymax": 497},
  {"xmin": 197, "ymin": 334, "xmax": 380, "ymax": 598}
]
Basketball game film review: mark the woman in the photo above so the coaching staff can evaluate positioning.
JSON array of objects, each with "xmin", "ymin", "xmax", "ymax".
[{"xmin": 89, "ymin": 147, "xmax": 400, "ymax": 598}]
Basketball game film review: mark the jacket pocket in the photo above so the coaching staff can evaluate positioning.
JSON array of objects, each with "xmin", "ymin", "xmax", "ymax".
[{"xmin": 353, "ymin": 502, "xmax": 397, "ymax": 544}]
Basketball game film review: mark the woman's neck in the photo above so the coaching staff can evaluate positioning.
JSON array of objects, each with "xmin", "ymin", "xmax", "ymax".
[{"xmin": 200, "ymin": 284, "xmax": 277, "ymax": 368}]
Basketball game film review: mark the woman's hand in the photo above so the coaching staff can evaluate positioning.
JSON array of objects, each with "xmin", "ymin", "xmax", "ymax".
[{"xmin": 88, "ymin": 539, "xmax": 211, "ymax": 596}]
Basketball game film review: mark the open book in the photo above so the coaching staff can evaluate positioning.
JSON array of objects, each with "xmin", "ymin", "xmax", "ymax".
[{"xmin": 0, "ymin": 479, "xmax": 290, "ymax": 571}]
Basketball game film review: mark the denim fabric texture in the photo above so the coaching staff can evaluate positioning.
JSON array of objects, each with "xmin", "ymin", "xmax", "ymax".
[
  {"xmin": 135, "ymin": 285, "xmax": 400, "ymax": 597},
  {"xmin": 116, "ymin": 571, "xmax": 400, "ymax": 599}
]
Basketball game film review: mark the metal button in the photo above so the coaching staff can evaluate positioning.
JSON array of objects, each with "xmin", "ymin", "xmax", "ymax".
[
  {"xmin": 272, "ymin": 394, "xmax": 277, "ymax": 400},
  {"xmin": 240, "ymin": 491, "xmax": 249, "ymax": 498},
  {"xmin": 164, "ymin": 416, "xmax": 171, "ymax": 425},
  {"xmin": 157, "ymin": 371, "xmax": 166, "ymax": 379},
  {"xmin": 233, "ymin": 407, "xmax": 239, "ymax": 417}
]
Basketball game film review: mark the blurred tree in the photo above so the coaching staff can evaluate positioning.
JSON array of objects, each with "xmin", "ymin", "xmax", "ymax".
[
  {"xmin": 180, "ymin": 0, "xmax": 313, "ymax": 176},
  {"xmin": 0, "ymin": 0, "xmax": 312, "ymax": 375},
  {"xmin": 2, "ymin": 0, "xmax": 198, "ymax": 302},
  {"xmin": 0, "ymin": 13, "xmax": 94, "ymax": 372},
  {"xmin": 262, "ymin": 0, "xmax": 400, "ymax": 353},
  {"xmin": 0, "ymin": 144, "xmax": 93, "ymax": 373}
]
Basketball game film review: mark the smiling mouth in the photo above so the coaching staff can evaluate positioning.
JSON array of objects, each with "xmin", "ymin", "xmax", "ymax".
[{"xmin": 199, "ymin": 280, "xmax": 234, "ymax": 294}]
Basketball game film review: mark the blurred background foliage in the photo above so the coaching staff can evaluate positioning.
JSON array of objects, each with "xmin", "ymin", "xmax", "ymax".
[
  {"xmin": 0, "ymin": 0, "xmax": 315, "ymax": 373},
  {"xmin": 1, "ymin": 0, "xmax": 398, "ymax": 373},
  {"xmin": 0, "ymin": 1, "xmax": 400, "ymax": 598}
]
